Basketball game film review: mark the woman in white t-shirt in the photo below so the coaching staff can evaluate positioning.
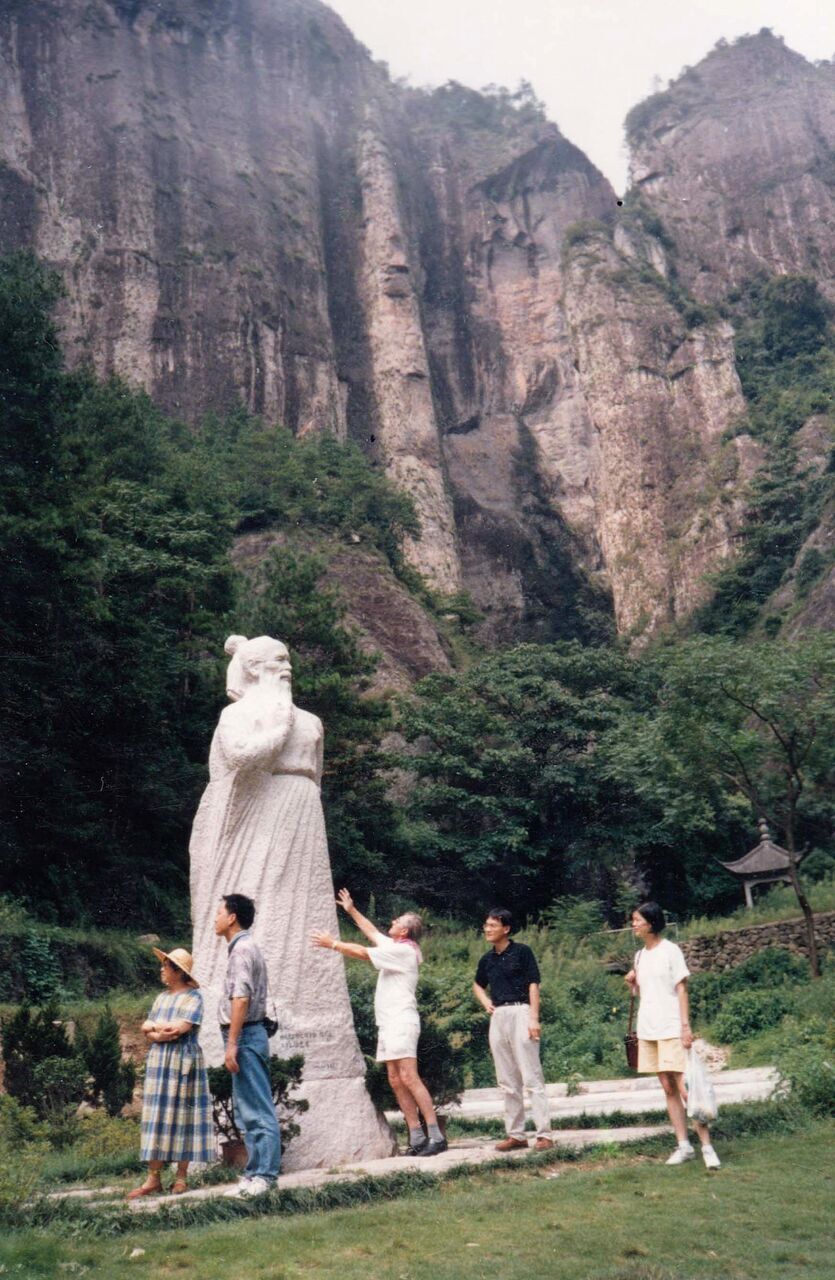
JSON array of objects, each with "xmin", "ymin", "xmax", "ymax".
[{"xmin": 625, "ymin": 902, "xmax": 720, "ymax": 1169}]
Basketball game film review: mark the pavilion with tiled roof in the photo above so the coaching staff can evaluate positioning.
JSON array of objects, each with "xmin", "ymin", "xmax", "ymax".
[{"xmin": 720, "ymin": 819, "xmax": 795, "ymax": 908}]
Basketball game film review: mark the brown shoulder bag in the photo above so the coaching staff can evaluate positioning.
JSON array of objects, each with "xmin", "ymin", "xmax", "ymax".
[
  {"xmin": 624, "ymin": 951, "xmax": 639, "ymax": 1071},
  {"xmin": 624, "ymin": 991, "xmax": 638, "ymax": 1072}
]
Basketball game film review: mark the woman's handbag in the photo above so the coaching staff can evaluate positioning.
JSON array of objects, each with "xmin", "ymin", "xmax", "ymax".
[
  {"xmin": 624, "ymin": 950, "xmax": 640, "ymax": 1071},
  {"xmin": 624, "ymin": 991, "xmax": 639, "ymax": 1072}
]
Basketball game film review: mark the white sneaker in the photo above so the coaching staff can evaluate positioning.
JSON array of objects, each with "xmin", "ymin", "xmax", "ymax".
[
  {"xmin": 224, "ymin": 1177, "xmax": 252, "ymax": 1198},
  {"xmin": 238, "ymin": 1175, "xmax": 273, "ymax": 1197},
  {"xmin": 665, "ymin": 1144, "xmax": 695, "ymax": 1165},
  {"xmin": 701, "ymin": 1145, "xmax": 721, "ymax": 1170}
]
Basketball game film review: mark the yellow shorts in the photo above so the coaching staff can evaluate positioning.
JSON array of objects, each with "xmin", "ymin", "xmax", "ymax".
[{"xmin": 638, "ymin": 1037, "xmax": 686, "ymax": 1074}]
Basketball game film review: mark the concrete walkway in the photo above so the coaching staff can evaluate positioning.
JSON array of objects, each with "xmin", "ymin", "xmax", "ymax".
[
  {"xmin": 49, "ymin": 1066, "xmax": 776, "ymax": 1214},
  {"xmin": 68, "ymin": 1124, "xmax": 669, "ymax": 1212},
  {"xmin": 419, "ymin": 1065, "xmax": 778, "ymax": 1124}
]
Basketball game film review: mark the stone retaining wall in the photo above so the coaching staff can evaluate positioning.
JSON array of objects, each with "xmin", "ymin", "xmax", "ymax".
[{"xmin": 680, "ymin": 911, "xmax": 835, "ymax": 972}]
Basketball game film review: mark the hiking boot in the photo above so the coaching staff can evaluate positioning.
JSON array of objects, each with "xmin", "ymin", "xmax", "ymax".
[{"xmin": 415, "ymin": 1137, "xmax": 448, "ymax": 1157}]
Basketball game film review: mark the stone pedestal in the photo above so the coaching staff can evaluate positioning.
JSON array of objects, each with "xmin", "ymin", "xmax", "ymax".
[{"xmin": 282, "ymin": 1078, "xmax": 394, "ymax": 1172}]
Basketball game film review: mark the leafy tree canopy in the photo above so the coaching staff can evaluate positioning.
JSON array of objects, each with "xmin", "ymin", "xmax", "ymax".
[
  {"xmin": 396, "ymin": 643, "xmax": 650, "ymax": 919},
  {"xmin": 606, "ymin": 634, "xmax": 835, "ymax": 925}
]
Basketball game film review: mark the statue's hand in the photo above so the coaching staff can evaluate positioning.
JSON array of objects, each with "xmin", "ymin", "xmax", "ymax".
[{"xmin": 336, "ymin": 888, "xmax": 354, "ymax": 914}]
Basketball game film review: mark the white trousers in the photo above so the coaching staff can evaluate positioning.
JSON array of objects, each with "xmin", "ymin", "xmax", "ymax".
[{"xmin": 489, "ymin": 1004, "xmax": 551, "ymax": 1139}]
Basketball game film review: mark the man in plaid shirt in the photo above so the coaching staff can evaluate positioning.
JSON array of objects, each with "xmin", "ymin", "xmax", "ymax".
[{"xmin": 215, "ymin": 893, "xmax": 281, "ymax": 1197}]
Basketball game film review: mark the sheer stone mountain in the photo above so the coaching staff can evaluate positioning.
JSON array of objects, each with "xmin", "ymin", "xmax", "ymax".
[{"xmin": 1, "ymin": 3, "xmax": 832, "ymax": 645}]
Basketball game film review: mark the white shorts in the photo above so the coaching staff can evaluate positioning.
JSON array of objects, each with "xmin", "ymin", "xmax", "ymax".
[{"xmin": 375, "ymin": 1018, "xmax": 420, "ymax": 1062}]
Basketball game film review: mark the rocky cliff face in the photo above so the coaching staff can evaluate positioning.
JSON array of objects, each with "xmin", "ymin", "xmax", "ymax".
[
  {"xmin": 1, "ymin": 7, "xmax": 831, "ymax": 642},
  {"xmin": 232, "ymin": 530, "xmax": 453, "ymax": 693},
  {"xmin": 627, "ymin": 36, "xmax": 835, "ymax": 305},
  {"xmin": 561, "ymin": 229, "xmax": 758, "ymax": 634}
]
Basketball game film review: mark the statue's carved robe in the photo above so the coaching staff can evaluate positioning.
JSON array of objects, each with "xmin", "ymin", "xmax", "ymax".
[{"xmin": 190, "ymin": 692, "xmax": 393, "ymax": 1168}]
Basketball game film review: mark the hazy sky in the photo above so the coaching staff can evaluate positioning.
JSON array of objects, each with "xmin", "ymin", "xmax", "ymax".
[{"xmin": 326, "ymin": 0, "xmax": 835, "ymax": 192}]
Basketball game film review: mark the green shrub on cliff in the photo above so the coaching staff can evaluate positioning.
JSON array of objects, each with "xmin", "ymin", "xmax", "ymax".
[
  {"xmin": 698, "ymin": 274, "xmax": 834, "ymax": 636},
  {"xmin": 413, "ymin": 79, "xmax": 547, "ymax": 133},
  {"xmin": 563, "ymin": 220, "xmax": 612, "ymax": 251},
  {"xmin": 186, "ymin": 410, "xmax": 419, "ymax": 572}
]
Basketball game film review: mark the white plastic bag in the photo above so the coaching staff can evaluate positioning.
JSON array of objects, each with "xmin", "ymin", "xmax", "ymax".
[{"xmin": 685, "ymin": 1048, "xmax": 718, "ymax": 1123}]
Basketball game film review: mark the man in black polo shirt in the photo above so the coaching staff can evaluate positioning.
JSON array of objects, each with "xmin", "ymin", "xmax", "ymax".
[{"xmin": 473, "ymin": 907, "xmax": 553, "ymax": 1151}]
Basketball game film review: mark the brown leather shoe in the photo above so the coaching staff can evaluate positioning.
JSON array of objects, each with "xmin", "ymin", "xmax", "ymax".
[
  {"xmin": 535, "ymin": 1137, "xmax": 554, "ymax": 1151},
  {"xmin": 495, "ymin": 1137, "xmax": 528, "ymax": 1151}
]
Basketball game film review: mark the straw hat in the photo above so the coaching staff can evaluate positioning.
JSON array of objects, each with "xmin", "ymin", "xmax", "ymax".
[{"xmin": 152, "ymin": 946, "xmax": 199, "ymax": 987}]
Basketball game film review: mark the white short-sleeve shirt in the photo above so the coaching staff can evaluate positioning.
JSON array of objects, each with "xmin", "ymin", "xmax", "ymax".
[
  {"xmin": 635, "ymin": 938, "xmax": 690, "ymax": 1040},
  {"xmin": 368, "ymin": 932, "xmax": 420, "ymax": 1026}
]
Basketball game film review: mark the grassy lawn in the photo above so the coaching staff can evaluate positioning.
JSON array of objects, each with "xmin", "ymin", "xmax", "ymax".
[{"xmin": 1, "ymin": 1121, "xmax": 831, "ymax": 1280}]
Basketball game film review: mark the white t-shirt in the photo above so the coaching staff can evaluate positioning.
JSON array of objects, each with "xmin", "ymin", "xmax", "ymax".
[
  {"xmin": 635, "ymin": 939, "xmax": 690, "ymax": 1040},
  {"xmin": 368, "ymin": 932, "xmax": 420, "ymax": 1026}
]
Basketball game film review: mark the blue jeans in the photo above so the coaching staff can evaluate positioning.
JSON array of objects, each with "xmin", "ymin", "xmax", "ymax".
[{"xmin": 222, "ymin": 1023, "xmax": 281, "ymax": 1182}]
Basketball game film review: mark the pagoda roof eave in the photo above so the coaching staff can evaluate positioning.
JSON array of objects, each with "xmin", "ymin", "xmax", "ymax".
[{"xmin": 721, "ymin": 839, "xmax": 793, "ymax": 877}]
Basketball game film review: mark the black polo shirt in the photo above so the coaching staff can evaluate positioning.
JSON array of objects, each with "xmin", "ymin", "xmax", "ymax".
[{"xmin": 475, "ymin": 940, "xmax": 541, "ymax": 1005}]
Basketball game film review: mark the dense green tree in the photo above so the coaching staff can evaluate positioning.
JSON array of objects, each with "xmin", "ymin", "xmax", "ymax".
[
  {"xmin": 75, "ymin": 1006, "xmax": 136, "ymax": 1115},
  {"xmin": 0, "ymin": 254, "xmax": 91, "ymax": 909},
  {"xmin": 0, "ymin": 1002, "xmax": 76, "ymax": 1113},
  {"xmin": 1, "ymin": 348, "xmax": 236, "ymax": 920},
  {"xmin": 396, "ymin": 643, "xmax": 649, "ymax": 919},
  {"xmin": 608, "ymin": 634, "xmax": 835, "ymax": 973}
]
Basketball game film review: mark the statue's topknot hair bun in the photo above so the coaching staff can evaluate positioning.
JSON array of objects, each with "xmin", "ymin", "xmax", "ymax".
[{"xmin": 224, "ymin": 634, "xmax": 248, "ymax": 656}]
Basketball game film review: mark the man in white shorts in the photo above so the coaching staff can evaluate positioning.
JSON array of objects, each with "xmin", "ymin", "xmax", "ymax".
[{"xmin": 311, "ymin": 888, "xmax": 447, "ymax": 1156}]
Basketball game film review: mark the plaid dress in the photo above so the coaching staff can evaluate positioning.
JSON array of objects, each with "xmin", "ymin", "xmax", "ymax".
[{"xmin": 139, "ymin": 989, "xmax": 216, "ymax": 1163}]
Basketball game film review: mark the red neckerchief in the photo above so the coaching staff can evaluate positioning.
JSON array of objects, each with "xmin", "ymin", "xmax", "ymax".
[{"xmin": 395, "ymin": 936, "xmax": 423, "ymax": 965}]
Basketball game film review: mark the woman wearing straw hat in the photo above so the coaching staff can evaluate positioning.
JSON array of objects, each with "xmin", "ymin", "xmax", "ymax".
[{"xmin": 127, "ymin": 947, "xmax": 215, "ymax": 1199}]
